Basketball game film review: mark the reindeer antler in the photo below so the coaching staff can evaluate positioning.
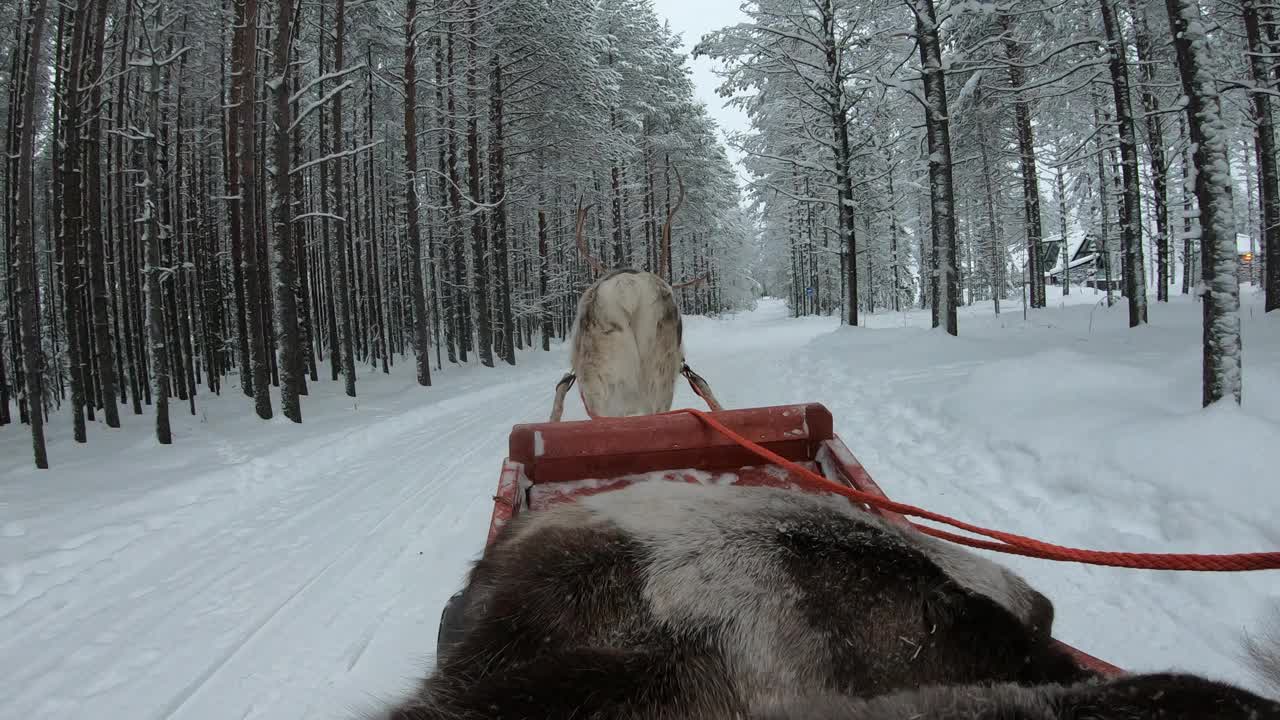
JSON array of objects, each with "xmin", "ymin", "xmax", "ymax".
[
  {"xmin": 671, "ymin": 274, "xmax": 709, "ymax": 290},
  {"xmin": 659, "ymin": 165, "xmax": 709, "ymax": 290},
  {"xmin": 658, "ymin": 164, "xmax": 685, "ymax": 280},
  {"xmin": 574, "ymin": 197, "xmax": 606, "ymax": 276}
]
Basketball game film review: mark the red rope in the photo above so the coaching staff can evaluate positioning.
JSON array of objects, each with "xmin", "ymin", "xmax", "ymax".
[{"xmin": 663, "ymin": 408, "xmax": 1280, "ymax": 573}]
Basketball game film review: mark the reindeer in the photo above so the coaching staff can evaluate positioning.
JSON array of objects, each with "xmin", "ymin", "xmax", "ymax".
[
  {"xmin": 368, "ymin": 481, "xmax": 1280, "ymax": 720},
  {"xmin": 549, "ymin": 167, "xmax": 723, "ymax": 421}
]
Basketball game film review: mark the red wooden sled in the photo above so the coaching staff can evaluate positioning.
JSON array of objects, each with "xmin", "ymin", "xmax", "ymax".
[{"xmin": 440, "ymin": 402, "xmax": 1123, "ymax": 677}]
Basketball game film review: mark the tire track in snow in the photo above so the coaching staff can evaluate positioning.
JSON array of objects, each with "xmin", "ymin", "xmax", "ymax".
[
  {"xmin": 4, "ymin": 375, "xmax": 549, "ymax": 719},
  {"xmin": 6, "ymin": 373, "xmax": 535, "ymax": 650},
  {"xmin": 160, "ymin": 381, "xmax": 551, "ymax": 720}
]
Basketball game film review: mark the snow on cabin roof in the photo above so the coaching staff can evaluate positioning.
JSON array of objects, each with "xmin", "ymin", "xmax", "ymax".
[
  {"xmin": 1042, "ymin": 226, "xmax": 1093, "ymax": 274},
  {"xmin": 1005, "ymin": 227, "xmax": 1087, "ymax": 272},
  {"xmin": 1237, "ymin": 233, "xmax": 1258, "ymax": 255},
  {"xmin": 1042, "ymin": 226, "xmax": 1090, "ymax": 253}
]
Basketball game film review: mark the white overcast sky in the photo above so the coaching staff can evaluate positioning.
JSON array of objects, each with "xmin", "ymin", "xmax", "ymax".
[{"xmin": 650, "ymin": 0, "xmax": 751, "ymax": 187}]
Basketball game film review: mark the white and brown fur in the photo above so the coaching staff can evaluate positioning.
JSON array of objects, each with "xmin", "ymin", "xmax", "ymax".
[
  {"xmin": 368, "ymin": 481, "xmax": 1280, "ymax": 719},
  {"xmin": 550, "ymin": 170, "xmax": 722, "ymax": 421}
]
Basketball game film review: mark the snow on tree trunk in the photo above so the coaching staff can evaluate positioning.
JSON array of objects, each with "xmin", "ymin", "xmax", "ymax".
[
  {"xmin": 61, "ymin": 2, "xmax": 93, "ymax": 442},
  {"xmin": 1165, "ymin": 0, "xmax": 1243, "ymax": 406},
  {"xmin": 539, "ymin": 209, "xmax": 551, "ymax": 351},
  {"xmin": 330, "ymin": 0, "xmax": 357, "ymax": 397},
  {"xmin": 85, "ymin": 0, "xmax": 119, "ymax": 428},
  {"xmin": 1100, "ymin": 0, "xmax": 1148, "ymax": 327},
  {"xmin": 1243, "ymin": 0, "xmax": 1280, "ymax": 313},
  {"xmin": 1179, "ymin": 113, "xmax": 1196, "ymax": 296},
  {"xmin": 223, "ymin": 2, "xmax": 252, "ymax": 396},
  {"xmin": 1127, "ymin": 0, "xmax": 1170, "ymax": 304},
  {"xmin": 140, "ymin": 41, "xmax": 173, "ymax": 444},
  {"xmin": 975, "ymin": 84, "xmax": 1004, "ymax": 313},
  {"xmin": 466, "ymin": 1, "xmax": 493, "ymax": 368},
  {"xmin": 1056, "ymin": 163, "xmax": 1070, "ymax": 297},
  {"xmin": 1001, "ymin": 13, "xmax": 1045, "ymax": 310},
  {"xmin": 887, "ymin": 158, "xmax": 905, "ymax": 314},
  {"xmin": 14, "ymin": 0, "xmax": 51, "ymax": 466},
  {"xmin": 232, "ymin": 0, "xmax": 273, "ymax": 418},
  {"xmin": 445, "ymin": 25, "xmax": 470, "ymax": 364},
  {"xmin": 916, "ymin": 0, "xmax": 957, "ymax": 336},
  {"xmin": 825, "ymin": 0, "xmax": 859, "ymax": 327},
  {"xmin": 489, "ymin": 52, "xmax": 515, "ymax": 366},
  {"xmin": 403, "ymin": 0, "xmax": 432, "ymax": 386},
  {"xmin": 272, "ymin": 0, "xmax": 302, "ymax": 422},
  {"xmin": 1092, "ymin": 90, "xmax": 1117, "ymax": 307}
]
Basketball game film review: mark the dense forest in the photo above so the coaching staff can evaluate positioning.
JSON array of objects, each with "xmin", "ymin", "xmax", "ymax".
[
  {"xmin": 0, "ymin": 0, "xmax": 750, "ymax": 467},
  {"xmin": 702, "ymin": 0, "xmax": 1277, "ymax": 403},
  {"xmin": 3, "ymin": 0, "xmax": 1278, "ymax": 470}
]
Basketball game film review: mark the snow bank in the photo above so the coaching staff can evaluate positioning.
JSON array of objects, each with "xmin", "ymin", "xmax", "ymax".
[{"xmin": 774, "ymin": 289, "xmax": 1280, "ymax": 692}]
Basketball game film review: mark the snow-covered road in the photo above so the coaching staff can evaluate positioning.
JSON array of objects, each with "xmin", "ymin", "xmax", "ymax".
[
  {"xmin": 0, "ymin": 299, "xmax": 834, "ymax": 720},
  {"xmin": 2, "ymin": 293, "xmax": 1278, "ymax": 719}
]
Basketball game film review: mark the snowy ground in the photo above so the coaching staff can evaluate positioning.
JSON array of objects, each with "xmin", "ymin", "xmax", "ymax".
[{"xmin": 2, "ymin": 283, "xmax": 1279, "ymax": 719}]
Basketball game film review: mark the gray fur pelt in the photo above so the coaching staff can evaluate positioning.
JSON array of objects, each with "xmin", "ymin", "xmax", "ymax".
[{"xmin": 372, "ymin": 482, "xmax": 1280, "ymax": 720}]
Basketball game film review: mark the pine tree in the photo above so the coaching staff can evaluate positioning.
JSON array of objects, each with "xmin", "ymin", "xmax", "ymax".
[
  {"xmin": 1100, "ymin": 0, "xmax": 1148, "ymax": 326},
  {"xmin": 13, "ymin": 0, "xmax": 52, "ymax": 467},
  {"xmin": 271, "ymin": 0, "xmax": 302, "ymax": 422},
  {"xmin": 1166, "ymin": 0, "xmax": 1242, "ymax": 405},
  {"xmin": 403, "ymin": 0, "xmax": 432, "ymax": 386}
]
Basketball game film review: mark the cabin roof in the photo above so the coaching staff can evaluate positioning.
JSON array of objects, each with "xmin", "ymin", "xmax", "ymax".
[{"xmin": 1043, "ymin": 226, "xmax": 1094, "ymax": 275}]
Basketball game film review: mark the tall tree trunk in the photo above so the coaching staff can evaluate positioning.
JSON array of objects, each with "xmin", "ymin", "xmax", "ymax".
[
  {"xmin": 0, "ymin": 331, "xmax": 9, "ymax": 426},
  {"xmin": 887, "ymin": 159, "xmax": 904, "ymax": 313},
  {"xmin": 256, "ymin": 58, "xmax": 277, "ymax": 390},
  {"xmin": 234, "ymin": 0, "xmax": 273, "ymax": 417},
  {"xmin": 316, "ymin": 0, "xmax": 340, "ymax": 381},
  {"xmin": 822, "ymin": 0, "xmax": 858, "ymax": 326},
  {"xmin": 4, "ymin": 16, "xmax": 25, "ymax": 426},
  {"xmin": 223, "ymin": 0, "xmax": 252, "ymax": 396},
  {"xmin": 1166, "ymin": 0, "xmax": 1242, "ymax": 406},
  {"xmin": 1100, "ymin": 0, "xmax": 1148, "ymax": 326},
  {"xmin": 539, "ymin": 208, "xmax": 552, "ymax": 350},
  {"xmin": 143, "ymin": 44, "xmax": 172, "ymax": 444},
  {"xmin": 331, "ymin": 0, "xmax": 357, "ymax": 396},
  {"xmin": 1093, "ymin": 90, "xmax": 1117, "ymax": 305},
  {"xmin": 113, "ymin": 2, "xmax": 143, "ymax": 415},
  {"xmin": 272, "ymin": 0, "xmax": 302, "ymax": 421},
  {"xmin": 365, "ymin": 49, "xmax": 388, "ymax": 375},
  {"xmin": 467, "ymin": 2, "xmax": 493, "ymax": 367},
  {"xmin": 14, "ymin": 0, "xmax": 51, "ymax": 467},
  {"xmin": 977, "ymin": 102, "xmax": 1003, "ymax": 313},
  {"xmin": 1001, "ymin": 13, "xmax": 1045, "ymax": 309},
  {"xmin": 403, "ymin": 0, "xmax": 432, "ymax": 385},
  {"xmin": 917, "ymin": 0, "xmax": 957, "ymax": 335},
  {"xmin": 171, "ymin": 44, "xmax": 198, "ymax": 414},
  {"xmin": 490, "ymin": 53, "xmax": 515, "ymax": 365},
  {"xmin": 434, "ymin": 27, "xmax": 456, "ymax": 365},
  {"xmin": 445, "ymin": 25, "xmax": 469, "ymax": 362},
  {"xmin": 1244, "ymin": 0, "xmax": 1280, "ymax": 312},
  {"xmin": 83, "ymin": 0, "xmax": 118, "ymax": 427},
  {"xmin": 1056, "ymin": 163, "xmax": 1070, "ymax": 296},
  {"xmin": 1180, "ymin": 113, "xmax": 1195, "ymax": 295},
  {"xmin": 61, "ymin": 3, "xmax": 92, "ymax": 441},
  {"xmin": 1127, "ymin": 0, "xmax": 1170, "ymax": 303},
  {"xmin": 290, "ymin": 66, "xmax": 315, "ymax": 386}
]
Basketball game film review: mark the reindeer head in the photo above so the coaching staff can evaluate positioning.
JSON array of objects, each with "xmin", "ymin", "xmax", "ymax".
[{"xmin": 549, "ymin": 166, "xmax": 722, "ymax": 421}]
